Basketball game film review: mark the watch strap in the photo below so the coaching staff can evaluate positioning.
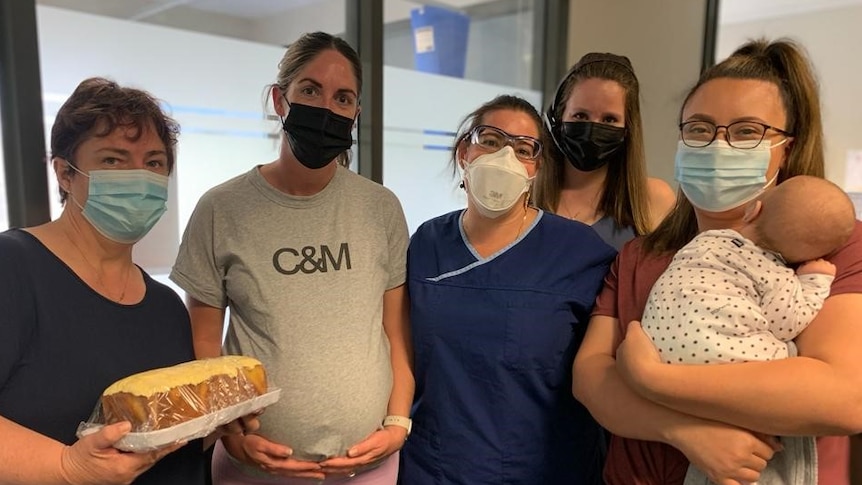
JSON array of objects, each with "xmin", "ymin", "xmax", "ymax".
[{"xmin": 382, "ymin": 415, "xmax": 412, "ymax": 436}]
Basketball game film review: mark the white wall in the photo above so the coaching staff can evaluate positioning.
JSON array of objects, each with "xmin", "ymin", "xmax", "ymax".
[
  {"xmin": 141, "ymin": 6, "xmax": 256, "ymax": 40},
  {"xmin": 567, "ymin": 0, "xmax": 707, "ymax": 187},
  {"xmin": 718, "ymin": 5, "xmax": 862, "ymax": 189},
  {"xmin": 252, "ymin": 0, "xmax": 347, "ymax": 46}
]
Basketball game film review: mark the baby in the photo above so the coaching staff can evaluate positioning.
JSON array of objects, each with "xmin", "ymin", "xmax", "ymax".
[{"xmin": 642, "ymin": 175, "xmax": 857, "ymax": 485}]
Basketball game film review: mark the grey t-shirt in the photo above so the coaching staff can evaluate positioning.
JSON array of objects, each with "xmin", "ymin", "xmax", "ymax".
[{"xmin": 171, "ymin": 165, "xmax": 408, "ymax": 461}]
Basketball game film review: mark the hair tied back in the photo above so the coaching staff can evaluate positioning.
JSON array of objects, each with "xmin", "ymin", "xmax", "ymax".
[{"xmin": 570, "ymin": 52, "xmax": 634, "ymax": 76}]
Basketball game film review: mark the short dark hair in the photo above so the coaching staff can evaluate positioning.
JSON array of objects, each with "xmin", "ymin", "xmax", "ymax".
[{"xmin": 51, "ymin": 77, "xmax": 180, "ymax": 203}]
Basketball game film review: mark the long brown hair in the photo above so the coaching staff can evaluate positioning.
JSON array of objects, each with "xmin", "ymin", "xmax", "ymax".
[
  {"xmin": 536, "ymin": 52, "xmax": 651, "ymax": 235},
  {"xmin": 643, "ymin": 38, "xmax": 824, "ymax": 254}
]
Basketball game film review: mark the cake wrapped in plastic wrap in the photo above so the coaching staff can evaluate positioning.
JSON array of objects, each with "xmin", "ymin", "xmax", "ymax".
[{"xmin": 77, "ymin": 355, "xmax": 280, "ymax": 451}]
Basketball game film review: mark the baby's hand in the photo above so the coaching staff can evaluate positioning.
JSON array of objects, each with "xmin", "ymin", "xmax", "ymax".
[{"xmin": 797, "ymin": 258, "xmax": 836, "ymax": 277}]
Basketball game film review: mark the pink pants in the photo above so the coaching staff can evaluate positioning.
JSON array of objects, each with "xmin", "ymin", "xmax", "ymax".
[{"xmin": 211, "ymin": 440, "xmax": 399, "ymax": 485}]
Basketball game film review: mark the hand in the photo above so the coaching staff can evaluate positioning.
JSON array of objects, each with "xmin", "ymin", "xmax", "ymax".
[
  {"xmin": 204, "ymin": 412, "xmax": 262, "ymax": 450},
  {"xmin": 225, "ymin": 433, "xmax": 324, "ymax": 480},
  {"xmin": 796, "ymin": 258, "xmax": 836, "ymax": 277},
  {"xmin": 216, "ymin": 412, "xmax": 262, "ymax": 437},
  {"xmin": 319, "ymin": 426, "xmax": 407, "ymax": 477},
  {"xmin": 60, "ymin": 421, "xmax": 186, "ymax": 485},
  {"xmin": 668, "ymin": 419, "xmax": 782, "ymax": 485},
  {"xmin": 615, "ymin": 320, "xmax": 664, "ymax": 397}
]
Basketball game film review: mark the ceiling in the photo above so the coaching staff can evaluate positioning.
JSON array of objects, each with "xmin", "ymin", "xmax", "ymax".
[
  {"xmin": 35, "ymin": 0, "xmax": 862, "ymax": 35},
  {"xmin": 35, "ymin": 0, "xmax": 491, "ymax": 22},
  {"xmin": 720, "ymin": 0, "xmax": 862, "ymax": 24},
  {"xmin": 35, "ymin": 0, "xmax": 334, "ymax": 21},
  {"xmin": 33, "ymin": 0, "xmax": 520, "ymax": 46}
]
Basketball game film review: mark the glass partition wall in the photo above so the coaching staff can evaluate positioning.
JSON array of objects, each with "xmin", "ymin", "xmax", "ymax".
[
  {"xmin": 383, "ymin": 0, "xmax": 546, "ymax": 233},
  {"xmin": 35, "ymin": 1, "xmax": 349, "ymax": 274},
  {"xmin": 6, "ymin": 0, "xmax": 554, "ymax": 275}
]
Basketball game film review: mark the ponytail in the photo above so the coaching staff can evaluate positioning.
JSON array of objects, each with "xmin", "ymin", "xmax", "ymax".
[
  {"xmin": 760, "ymin": 41, "xmax": 824, "ymax": 181},
  {"xmin": 644, "ymin": 38, "xmax": 824, "ymax": 255}
]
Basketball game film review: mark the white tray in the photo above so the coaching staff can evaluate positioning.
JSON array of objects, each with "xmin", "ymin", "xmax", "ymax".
[{"xmin": 77, "ymin": 388, "xmax": 281, "ymax": 452}]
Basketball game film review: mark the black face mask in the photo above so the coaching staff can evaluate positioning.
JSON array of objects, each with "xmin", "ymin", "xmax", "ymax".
[
  {"xmin": 557, "ymin": 121, "xmax": 626, "ymax": 172},
  {"xmin": 281, "ymin": 101, "xmax": 354, "ymax": 169}
]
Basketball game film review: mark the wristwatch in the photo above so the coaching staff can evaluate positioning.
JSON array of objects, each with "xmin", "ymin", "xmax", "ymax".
[{"xmin": 382, "ymin": 415, "xmax": 412, "ymax": 437}]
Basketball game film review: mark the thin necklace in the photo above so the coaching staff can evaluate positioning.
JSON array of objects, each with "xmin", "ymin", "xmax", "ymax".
[
  {"xmin": 561, "ymin": 205, "xmax": 582, "ymax": 221},
  {"xmin": 516, "ymin": 204, "xmax": 528, "ymax": 238},
  {"xmin": 463, "ymin": 204, "xmax": 529, "ymax": 245},
  {"xmin": 559, "ymin": 188, "xmax": 602, "ymax": 221},
  {"xmin": 64, "ymin": 229, "xmax": 132, "ymax": 303}
]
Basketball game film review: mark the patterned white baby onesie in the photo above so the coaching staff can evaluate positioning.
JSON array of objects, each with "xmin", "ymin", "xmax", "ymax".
[
  {"xmin": 645, "ymin": 229, "xmax": 831, "ymax": 485},
  {"xmin": 642, "ymin": 229, "xmax": 833, "ymax": 364}
]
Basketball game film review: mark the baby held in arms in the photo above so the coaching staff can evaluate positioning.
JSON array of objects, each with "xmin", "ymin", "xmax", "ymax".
[
  {"xmin": 642, "ymin": 175, "xmax": 855, "ymax": 364},
  {"xmin": 641, "ymin": 175, "xmax": 856, "ymax": 485}
]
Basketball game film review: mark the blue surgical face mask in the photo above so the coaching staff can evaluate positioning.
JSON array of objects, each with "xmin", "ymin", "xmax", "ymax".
[
  {"xmin": 68, "ymin": 165, "xmax": 169, "ymax": 243},
  {"xmin": 674, "ymin": 139, "xmax": 784, "ymax": 212}
]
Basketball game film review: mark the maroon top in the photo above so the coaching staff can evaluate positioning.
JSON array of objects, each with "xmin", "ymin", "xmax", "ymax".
[{"xmin": 593, "ymin": 221, "xmax": 862, "ymax": 485}]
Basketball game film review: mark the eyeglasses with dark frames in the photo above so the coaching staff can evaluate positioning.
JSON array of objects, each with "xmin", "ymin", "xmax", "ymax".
[
  {"xmin": 679, "ymin": 120, "xmax": 793, "ymax": 149},
  {"xmin": 467, "ymin": 125, "xmax": 542, "ymax": 162}
]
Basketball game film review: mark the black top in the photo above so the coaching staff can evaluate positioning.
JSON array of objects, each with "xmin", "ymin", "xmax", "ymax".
[{"xmin": 0, "ymin": 229, "xmax": 205, "ymax": 484}]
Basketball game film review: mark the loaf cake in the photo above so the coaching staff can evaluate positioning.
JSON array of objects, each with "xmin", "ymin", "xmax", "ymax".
[{"xmin": 100, "ymin": 355, "xmax": 267, "ymax": 432}]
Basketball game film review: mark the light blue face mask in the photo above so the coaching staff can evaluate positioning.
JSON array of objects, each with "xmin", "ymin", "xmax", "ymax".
[
  {"xmin": 674, "ymin": 139, "xmax": 783, "ymax": 212},
  {"xmin": 68, "ymin": 166, "xmax": 169, "ymax": 243}
]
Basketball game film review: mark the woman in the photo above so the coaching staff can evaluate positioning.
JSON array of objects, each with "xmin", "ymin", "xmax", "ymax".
[
  {"xmin": 572, "ymin": 39, "xmax": 862, "ymax": 485},
  {"xmin": 400, "ymin": 95, "xmax": 617, "ymax": 484},
  {"xmin": 537, "ymin": 52, "xmax": 675, "ymax": 249},
  {"xmin": 0, "ymin": 78, "xmax": 205, "ymax": 484},
  {"xmin": 170, "ymin": 32, "xmax": 413, "ymax": 484}
]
